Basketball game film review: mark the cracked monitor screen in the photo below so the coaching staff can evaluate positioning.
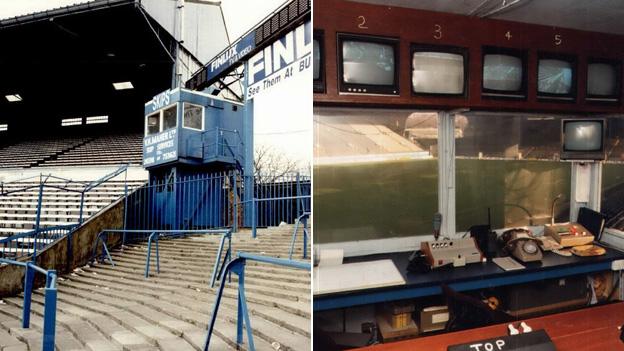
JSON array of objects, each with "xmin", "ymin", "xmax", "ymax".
[
  {"xmin": 538, "ymin": 59, "xmax": 573, "ymax": 94},
  {"xmin": 483, "ymin": 54, "xmax": 522, "ymax": 92},
  {"xmin": 342, "ymin": 40, "xmax": 395, "ymax": 85}
]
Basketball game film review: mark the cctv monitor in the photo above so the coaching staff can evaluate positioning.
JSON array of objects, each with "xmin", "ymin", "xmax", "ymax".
[
  {"xmin": 482, "ymin": 47, "xmax": 527, "ymax": 99},
  {"xmin": 338, "ymin": 33, "xmax": 399, "ymax": 95},
  {"xmin": 411, "ymin": 44, "xmax": 467, "ymax": 96},
  {"xmin": 561, "ymin": 119, "xmax": 605, "ymax": 160}
]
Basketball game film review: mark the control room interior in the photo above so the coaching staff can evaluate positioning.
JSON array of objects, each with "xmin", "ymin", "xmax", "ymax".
[{"xmin": 312, "ymin": 0, "xmax": 624, "ymax": 350}]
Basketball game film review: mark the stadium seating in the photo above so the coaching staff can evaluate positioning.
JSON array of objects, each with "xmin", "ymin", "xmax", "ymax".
[
  {"xmin": 0, "ymin": 137, "xmax": 91, "ymax": 168},
  {"xmin": 0, "ymin": 180, "xmax": 145, "ymax": 237},
  {"xmin": 41, "ymin": 133, "xmax": 143, "ymax": 167},
  {"xmin": 0, "ymin": 133, "xmax": 143, "ymax": 169}
]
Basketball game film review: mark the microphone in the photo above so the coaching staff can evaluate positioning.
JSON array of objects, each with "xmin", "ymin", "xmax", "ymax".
[
  {"xmin": 433, "ymin": 213, "xmax": 442, "ymax": 241},
  {"xmin": 551, "ymin": 194, "xmax": 563, "ymax": 225}
]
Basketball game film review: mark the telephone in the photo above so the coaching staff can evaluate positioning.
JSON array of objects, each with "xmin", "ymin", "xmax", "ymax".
[
  {"xmin": 407, "ymin": 250, "xmax": 431, "ymax": 273},
  {"xmin": 499, "ymin": 228, "xmax": 543, "ymax": 263}
]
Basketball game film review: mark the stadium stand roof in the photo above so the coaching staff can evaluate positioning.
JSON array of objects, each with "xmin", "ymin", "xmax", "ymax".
[{"xmin": 0, "ymin": 0, "xmax": 227, "ymax": 141}]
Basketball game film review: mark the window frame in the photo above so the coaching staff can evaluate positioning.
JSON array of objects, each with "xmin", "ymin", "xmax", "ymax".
[
  {"xmin": 145, "ymin": 102, "xmax": 178, "ymax": 136},
  {"xmin": 182, "ymin": 102, "xmax": 205, "ymax": 131}
]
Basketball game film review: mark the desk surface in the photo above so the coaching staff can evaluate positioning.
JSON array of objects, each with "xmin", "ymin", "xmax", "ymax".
[
  {"xmin": 314, "ymin": 246, "xmax": 624, "ymax": 311},
  {"xmin": 353, "ymin": 302, "xmax": 624, "ymax": 351}
]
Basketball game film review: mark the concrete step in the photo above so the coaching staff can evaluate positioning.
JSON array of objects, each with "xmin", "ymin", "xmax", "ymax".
[
  {"xmin": 0, "ymin": 225, "xmax": 310, "ymax": 351},
  {"xmin": 83, "ymin": 263, "xmax": 309, "ymax": 304},
  {"xmin": 102, "ymin": 256, "xmax": 310, "ymax": 288},
  {"xmin": 0, "ymin": 300, "xmax": 85, "ymax": 350},
  {"xmin": 61, "ymin": 275, "xmax": 310, "ymax": 338},
  {"xmin": 0, "ymin": 322, "xmax": 28, "ymax": 351},
  {"xmin": 72, "ymin": 266, "xmax": 310, "ymax": 318},
  {"xmin": 4, "ymin": 296, "xmax": 122, "ymax": 351}
]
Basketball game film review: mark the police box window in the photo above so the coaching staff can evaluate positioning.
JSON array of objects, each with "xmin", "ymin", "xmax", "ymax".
[
  {"xmin": 163, "ymin": 105, "xmax": 177, "ymax": 130},
  {"xmin": 183, "ymin": 103, "xmax": 203, "ymax": 130},
  {"xmin": 146, "ymin": 112, "xmax": 160, "ymax": 135}
]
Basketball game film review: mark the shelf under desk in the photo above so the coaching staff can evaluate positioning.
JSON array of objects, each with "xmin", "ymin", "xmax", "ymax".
[
  {"xmin": 351, "ymin": 301, "xmax": 624, "ymax": 351},
  {"xmin": 314, "ymin": 246, "xmax": 624, "ymax": 311}
]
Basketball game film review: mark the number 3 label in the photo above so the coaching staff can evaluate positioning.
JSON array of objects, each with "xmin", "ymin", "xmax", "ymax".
[{"xmin": 434, "ymin": 24, "xmax": 442, "ymax": 39}]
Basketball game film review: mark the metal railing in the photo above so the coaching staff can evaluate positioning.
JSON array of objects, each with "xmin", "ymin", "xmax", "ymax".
[
  {"xmin": 0, "ymin": 165, "xmax": 130, "ymax": 261},
  {"xmin": 251, "ymin": 173, "xmax": 311, "ymax": 228},
  {"xmin": 0, "ymin": 258, "xmax": 58, "ymax": 351},
  {"xmin": 289, "ymin": 212, "xmax": 310, "ymax": 259},
  {"xmin": 126, "ymin": 171, "xmax": 311, "ymax": 233},
  {"xmin": 203, "ymin": 252, "xmax": 311, "ymax": 351},
  {"xmin": 201, "ymin": 127, "xmax": 244, "ymax": 162},
  {"xmin": 91, "ymin": 229, "xmax": 232, "ymax": 286},
  {"xmin": 236, "ymin": 194, "xmax": 312, "ymax": 238},
  {"xmin": 125, "ymin": 172, "xmax": 232, "ymax": 231},
  {"xmin": 0, "ymin": 224, "xmax": 77, "ymax": 259}
]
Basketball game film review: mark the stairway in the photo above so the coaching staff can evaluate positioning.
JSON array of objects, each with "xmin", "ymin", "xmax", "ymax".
[{"xmin": 0, "ymin": 224, "xmax": 311, "ymax": 351}]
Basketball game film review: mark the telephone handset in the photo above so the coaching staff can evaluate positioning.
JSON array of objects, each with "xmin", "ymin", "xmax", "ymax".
[
  {"xmin": 407, "ymin": 250, "xmax": 432, "ymax": 273},
  {"xmin": 499, "ymin": 228, "xmax": 543, "ymax": 263}
]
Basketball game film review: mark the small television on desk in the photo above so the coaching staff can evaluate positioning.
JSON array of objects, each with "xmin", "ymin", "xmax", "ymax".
[
  {"xmin": 560, "ymin": 119, "xmax": 606, "ymax": 160},
  {"xmin": 337, "ymin": 33, "xmax": 399, "ymax": 95}
]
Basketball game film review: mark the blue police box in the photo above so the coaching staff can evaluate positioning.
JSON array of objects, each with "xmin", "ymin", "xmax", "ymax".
[
  {"xmin": 143, "ymin": 88, "xmax": 245, "ymax": 172},
  {"xmin": 142, "ymin": 88, "xmax": 249, "ymax": 229}
]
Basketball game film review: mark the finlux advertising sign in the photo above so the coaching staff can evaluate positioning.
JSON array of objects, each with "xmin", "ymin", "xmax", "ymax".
[{"xmin": 246, "ymin": 20, "xmax": 312, "ymax": 100}]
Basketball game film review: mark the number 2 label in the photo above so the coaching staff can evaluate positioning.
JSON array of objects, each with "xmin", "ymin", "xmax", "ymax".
[{"xmin": 357, "ymin": 16, "xmax": 368, "ymax": 29}]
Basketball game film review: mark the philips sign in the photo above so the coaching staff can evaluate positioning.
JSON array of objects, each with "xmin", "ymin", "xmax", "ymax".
[{"xmin": 246, "ymin": 20, "xmax": 312, "ymax": 100}]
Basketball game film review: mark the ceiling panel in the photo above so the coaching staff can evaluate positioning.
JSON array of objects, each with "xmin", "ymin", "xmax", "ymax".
[{"xmin": 347, "ymin": 0, "xmax": 624, "ymax": 35}]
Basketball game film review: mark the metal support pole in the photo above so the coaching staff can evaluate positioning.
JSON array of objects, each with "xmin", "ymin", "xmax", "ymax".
[
  {"xmin": 211, "ymin": 233, "xmax": 227, "ymax": 287},
  {"xmin": 243, "ymin": 61, "xmax": 254, "ymax": 228},
  {"xmin": 78, "ymin": 193, "xmax": 85, "ymax": 224},
  {"xmin": 437, "ymin": 111, "xmax": 456, "ymax": 238},
  {"xmin": 252, "ymin": 199, "xmax": 257, "ymax": 238},
  {"xmin": 145, "ymin": 232, "xmax": 159, "ymax": 278},
  {"xmin": 93, "ymin": 233, "xmax": 115, "ymax": 266},
  {"xmin": 42, "ymin": 271, "xmax": 57, "ymax": 351},
  {"xmin": 236, "ymin": 268, "xmax": 244, "ymax": 344},
  {"xmin": 236, "ymin": 264, "xmax": 255, "ymax": 350},
  {"xmin": 33, "ymin": 182, "xmax": 45, "ymax": 260},
  {"xmin": 123, "ymin": 170, "xmax": 129, "ymax": 247},
  {"xmin": 233, "ymin": 172, "xmax": 238, "ymax": 233},
  {"xmin": 289, "ymin": 218, "xmax": 300, "ymax": 260},
  {"xmin": 22, "ymin": 264, "xmax": 34, "ymax": 328},
  {"xmin": 303, "ymin": 216, "xmax": 308, "ymax": 259},
  {"xmin": 296, "ymin": 172, "xmax": 300, "ymax": 217}
]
